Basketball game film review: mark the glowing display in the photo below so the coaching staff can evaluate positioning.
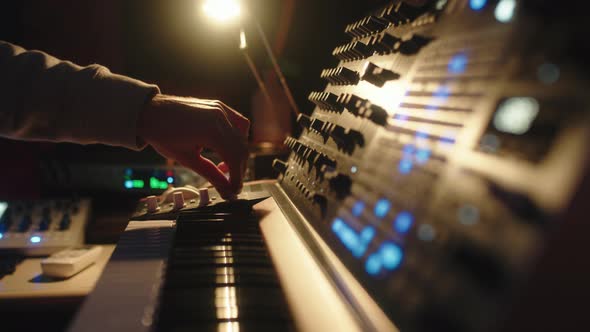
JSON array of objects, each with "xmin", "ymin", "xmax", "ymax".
[
  {"xmin": 30, "ymin": 236, "xmax": 41, "ymax": 243},
  {"xmin": 394, "ymin": 212, "xmax": 414, "ymax": 234},
  {"xmin": 469, "ymin": 0, "xmax": 487, "ymax": 11},
  {"xmin": 374, "ymin": 199, "xmax": 392, "ymax": 219},
  {"xmin": 494, "ymin": 0, "xmax": 517, "ymax": 23},
  {"xmin": 150, "ymin": 177, "xmax": 169, "ymax": 190},
  {"xmin": 493, "ymin": 97, "xmax": 540, "ymax": 135},
  {"xmin": 332, "ymin": 218, "xmax": 375, "ymax": 258}
]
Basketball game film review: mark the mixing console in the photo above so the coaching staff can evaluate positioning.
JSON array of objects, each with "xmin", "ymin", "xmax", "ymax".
[{"xmin": 273, "ymin": 0, "xmax": 590, "ymax": 331}]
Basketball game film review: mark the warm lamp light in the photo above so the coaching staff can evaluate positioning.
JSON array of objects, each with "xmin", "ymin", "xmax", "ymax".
[{"xmin": 202, "ymin": 0, "xmax": 241, "ymax": 22}]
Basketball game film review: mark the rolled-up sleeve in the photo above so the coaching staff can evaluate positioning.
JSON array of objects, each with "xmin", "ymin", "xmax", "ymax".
[{"xmin": 0, "ymin": 41, "xmax": 160, "ymax": 150}]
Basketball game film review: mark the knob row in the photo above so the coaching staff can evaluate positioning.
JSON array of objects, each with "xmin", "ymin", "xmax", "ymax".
[
  {"xmin": 321, "ymin": 62, "xmax": 399, "ymax": 87},
  {"xmin": 344, "ymin": 2, "xmax": 430, "ymax": 38},
  {"xmin": 297, "ymin": 115, "xmax": 365, "ymax": 154},
  {"xmin": 321, "ymin": 67, "xmax": 360, "ymax": 86},
  {"xmin": 333, "ymin": 40, "xmax": 374, "ymax": 62},
  {"xmin": 307, "ymin": 92, "xmax": 389, "ymax": 126},
  {"xmin": 370, "ymin": 33, "xmax": 432, "ymax": 56},
  {"xmin": 345, "ymin": 15, "xmax": 390, "ymax": 39},
  {"xmin": 308, "ymin": 91, "xmax": 344, "ymax": 113},
  {"xmin": 284, "ymin": 137, "xmax": 337, "ymax": 177}
]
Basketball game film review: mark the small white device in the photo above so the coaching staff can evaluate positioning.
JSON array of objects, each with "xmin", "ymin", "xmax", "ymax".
[{"xmin": 41, "ymin": 245, "xmax": 103, "ymax": 278}]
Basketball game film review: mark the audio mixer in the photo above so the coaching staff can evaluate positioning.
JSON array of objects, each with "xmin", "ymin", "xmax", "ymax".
[{"xmin": 70, "ymin": 1, "xmax": 590, "ymax": 331}]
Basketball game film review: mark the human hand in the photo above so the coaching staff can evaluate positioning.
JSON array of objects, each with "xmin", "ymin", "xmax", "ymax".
[{"xmin": 138, "ymin": 94, "xmax": 250, "ymax": 199}]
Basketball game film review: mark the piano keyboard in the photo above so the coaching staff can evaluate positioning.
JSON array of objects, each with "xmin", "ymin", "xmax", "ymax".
[{"xmin": 155, "ymin": 209, "xmax": 294, "ymax": 331}]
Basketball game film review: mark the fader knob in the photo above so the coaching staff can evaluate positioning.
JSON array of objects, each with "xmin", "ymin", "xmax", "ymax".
[
  {"xmin": 329, "ymin": 125, "xmax": 365, "ymax": 150},
  {"xmin": 361, "ymin": 62, "xmax": 400, "ymax": 87},
  {"xmin": 272, "ymin": 159, "xmax": 288, "ymax": 174},
  {"xmin": 146, "ymin": 195, "xmax": 159, "ymax": 213},
  {"xmin": 367, "ymin": 104, "xmax": 389, "ymax": 126},
  {"xmin": 198, "ymin": 188, "xmax": 210, "ymax": 207},
  {"xmin": 399, "ymin": 34, "xmax": 432, "ymax": 55},
  {"xmin": 297, "ymin": 114, "xmax": 312, "ymax": 129},
  {"xmin": 172, "ymin": 192, "xmax": 185, "ymax": 210},
  {"xmin": 328, "ymin": 173, "xmax": 353, "ymax": 200},
  {"xmin": 316, "ymin": 154, "xmax": 337, "ymax": 170}
]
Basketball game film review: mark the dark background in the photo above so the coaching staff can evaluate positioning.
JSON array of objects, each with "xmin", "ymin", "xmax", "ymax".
[{"xmin": 0, "ymin": 0, "xmax": 386, "ymax": 198}]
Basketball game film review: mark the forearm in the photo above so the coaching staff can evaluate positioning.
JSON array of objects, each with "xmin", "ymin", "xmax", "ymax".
[{"xmin": 0, "ymin": 41, "xmax": 160, "ymax": 150}]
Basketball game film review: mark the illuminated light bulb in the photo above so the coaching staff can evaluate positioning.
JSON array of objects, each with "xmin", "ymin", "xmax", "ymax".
[
  {"xmin": 493, "ymin": 97, "xmax": 540, "ymax": 135},
  {"xmin": 494, "ymin": 0, "xmax": 517, "ymax": 23},
  {"xmin": 203, "ymin": 0, "xmax": 241, "ymax": 22}
]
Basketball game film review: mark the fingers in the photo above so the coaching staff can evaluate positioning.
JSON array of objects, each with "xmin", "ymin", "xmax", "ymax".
[
  {"xmin": 176, "ymin": 151, "xmax": 234, "ymax": 199},
  {"xmin": 217, "ymin": 162, "xmax": 230, "ymax": 173},
  {"xmin": 222, "ymin": 104, "xmax": 250, "ymax": 138}
]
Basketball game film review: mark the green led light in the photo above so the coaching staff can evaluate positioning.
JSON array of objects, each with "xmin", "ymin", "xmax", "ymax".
[
  {"xmin": 132, "ymin": 180, "xmax": 145, "ymax": 188},
  {"xmin": 150, "ymin": 177, "xmax": 168, "ymax": 190}
]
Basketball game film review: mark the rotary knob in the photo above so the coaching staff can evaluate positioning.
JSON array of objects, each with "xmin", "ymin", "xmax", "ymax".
[
  {"xmin": 146, "ymin": 195, "xmax": 159, "ymax": 213},
  {"xmin": 297, "ymin": 114, "xmax": 312, "ymax": 129},
  {"xmin": 198, "ymin": 188, "xmax": 210, "ymax": 207},
  {"xmin": 172, "ymin": 192, "xmax": 185, "ymax": 210}
]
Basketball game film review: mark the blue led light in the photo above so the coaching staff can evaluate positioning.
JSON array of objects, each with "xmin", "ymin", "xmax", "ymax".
[
  {"xmin": 402, "ymin": 144, "xmax": 415, "ymax": 155},
  {"xmin": 125, "ymin": 168, "xmax": 133, "ymax": 176},
  {"xmin": 398, "ymin": 159, "xmax": 414, "ymax": 174},
  {"xmin": 352, "ymin": 201, "xmax": 365, "ymax": 217},
  {"xmin": 0, "ymin": 233, "xmax": 3, "ymax": 240},
  {"xmin": 448, "ymin": 53, "xmax": 468, "ymax": 74},
  {"xmin": 30, "ymin": 236, "xmax": 41, "ymax": 244},
  {"xmin": 360, "ymin": 227, "xmax": 376, "ymax": 242},
  {"xmin": 415, "ymin": 149, "xmax": 431, "ymax": 164},
  {"xmin": 365, "ymin": 253, "xmax": 382, "ymax": 276},
  {"xmin": 124, "ymin": 180, "xmax": 133, "ymax": 189},
  {"xmin": 374, "ymin": 199, "xmax": 392, "ymax": 219},
  {"xmin": 167, "ymin": 176, "xmax": 174, "ymax": 184},
  {"xmin": 332, "ymin": 219, "xmax": 375, "ymax": 258},
  {"xmin": 394, "ymin": 212, "xmax": 414, "ymax": 234},
  {"xmin": 381, "ymin": 242, "xmax": 403, "ymax": 270},
  {"xmin": 469, "ymin": 0, "xmax": 487, "ymax": 11}
]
